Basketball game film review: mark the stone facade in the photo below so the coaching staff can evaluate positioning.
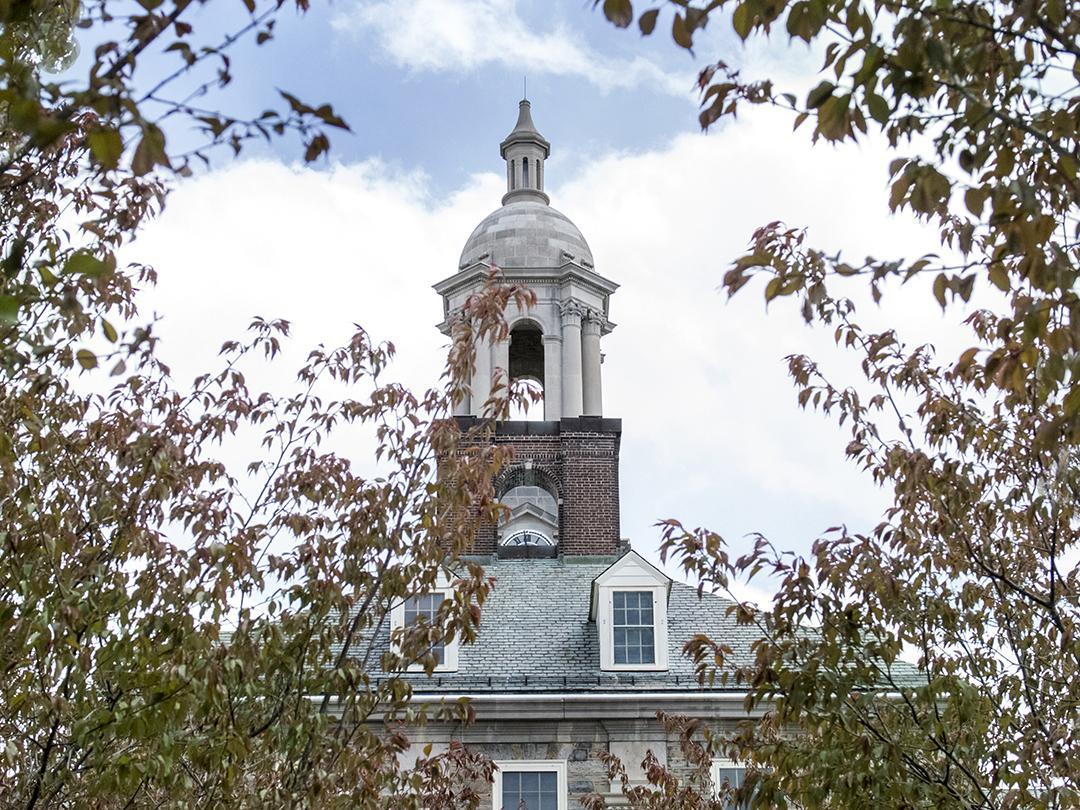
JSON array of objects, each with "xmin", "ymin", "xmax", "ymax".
[{"xmin": 396, "ymin": 706, "xmax": 752, "ymax": 809}]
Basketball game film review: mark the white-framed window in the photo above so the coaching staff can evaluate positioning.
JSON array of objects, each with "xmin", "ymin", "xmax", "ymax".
[
  {"xmin": 390, "ymin": 582, "xmax": 459, "ymax": 673},
  {"xmin": 612, "ymin": 590, "xmax": 655, "ymax": 665},
  {"xmin": 711, "ymin": 759, "xmax": 749, "ymax": 809},
  {"xmin": 492, "ymin": 760, "xmax": 567, "ymax": 810},
  {"xmin": 591, "ymin": 551, "xmax": 670, "ymax": 672}
]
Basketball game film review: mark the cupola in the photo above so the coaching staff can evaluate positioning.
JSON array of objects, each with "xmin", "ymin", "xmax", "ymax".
[
  {"xmin": 434, "ymin": 98, "xmax": 619, "ymax": 422},
  {"xmin": 500, "ymin": 99, "xmax": 550, "ymax": 205},
  {"xmin": 435, "ymin": 98, "xmax": 624, "ymax": 558}
]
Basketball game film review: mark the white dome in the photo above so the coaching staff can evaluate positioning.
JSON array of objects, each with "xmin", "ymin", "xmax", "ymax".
[{"xmin": 459, "ymin": 200, "xmax": 594, "ymax": 270}]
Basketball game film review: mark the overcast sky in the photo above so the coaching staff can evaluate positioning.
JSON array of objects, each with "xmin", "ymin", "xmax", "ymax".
[{"xmin": 126, "ymin": 0, "xmax": 968, "ymax": 601}]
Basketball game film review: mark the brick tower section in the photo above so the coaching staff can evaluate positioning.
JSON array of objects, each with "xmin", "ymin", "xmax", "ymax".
[{"xmin": 454, "ymin": 416, "xmax": 622, "ymax": 556}]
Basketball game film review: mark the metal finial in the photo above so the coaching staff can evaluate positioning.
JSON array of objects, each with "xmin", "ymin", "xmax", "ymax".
[{"xmin": 523, "ymin": 75, "xmax": 527, "ymax": 101}]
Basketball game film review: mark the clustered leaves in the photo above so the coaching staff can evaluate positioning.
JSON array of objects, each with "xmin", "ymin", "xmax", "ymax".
[
  {"xmin": 1, "ymin": 0, "xmax": 351, "ymax": 378},
  {"xmin": 590, "ymin": 1, "xmax": 1080, "ymax": 808},
  {"xmin": 1, "ymin": 0, "xmax": 545, "ymax": 806},
  {"xmin": 0, "ymin": 273, "xmax": 540, "ymax": 806}
]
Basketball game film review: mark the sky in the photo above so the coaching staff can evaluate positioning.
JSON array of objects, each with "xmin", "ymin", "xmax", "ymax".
[{"xmin": 124, "ymin": 0, "xmax": 969, "ymax": 602}]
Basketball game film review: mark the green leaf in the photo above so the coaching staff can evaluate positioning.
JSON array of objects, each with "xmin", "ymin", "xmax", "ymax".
[
  {"xmin": 672, "ymin": 12, "xmax": 693, "ymax": 48},
  {"xmin": 638, "ymin": 8, "xmax": 659, "ymax": 35},
  {"xmin": 0, "ymin": 296, "xmax": 19, "ymax": 325},
  {"xmin": 964, "ymin": 187, "xmax": 988, "ymax": 217},
  {"xmin": 603, "ymin": 0, "xmax": 633, "ymax": 28},
  {"xmin": 866, "ymin": 92, "xmax": 889, "ymax": 124},
  {"xmin": 806, "ymin": 81, "xmax": 835, "ymax": 109},
  {"xmin": 1064, "ymin": 385, "xmax": 1080, "ymax": 417},
  {"xmin": 988, "ymin": 263, "xmax": 1009, "ymax": 292},
  {"xmin": 932, "ymin": 273, "xmax": 947, "ymax": 308},
  {"xmin": 76, "ymin": 349, "xmax": 98, "ymax": 370},
  {"xmin": 132, "ymin": 125, "xmax": 170, "ymax": 176},
  {"xmin": 1059, "ymin": 154, "xmax": 1077, "ymax": 181},
  {"xmin": 3, "ymin": 238, "xmax": 27, "ymax": 278},
  {"xmin": 88, "ymin": 128, "xmax": 124, "ymax": 169},
  {"xmin": 102, "ymin": 319, "xmax": 118, "ymax": 343},
  {"xmin": 63, "ymin": 252, "xmax": 108, "ymax": 277},
  {"xmin": 764, "ymin": 276, "xmax": 783, "ymax": 302},
  {"xmin": 732, "ymin": 2, "xmax": 754, "ymax": 39}
]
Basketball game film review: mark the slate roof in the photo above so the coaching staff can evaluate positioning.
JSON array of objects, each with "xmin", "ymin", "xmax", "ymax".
[{"xmin": 364, "ymin": 554, "xmax": 924, "ymax": 695}]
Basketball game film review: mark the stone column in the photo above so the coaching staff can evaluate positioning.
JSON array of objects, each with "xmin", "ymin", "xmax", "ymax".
[
  {"xmin": 471, "ymin": 335, "xmax": 492, "ymax": 417},
  {"xmin": 542, "ymin": 333, "xmax": 562, "ymax": 421},
  {"xmin": 453, "ymin": 389, "xmax": 471, "ymax": 417},
  {"xmin": 493, "ymin": 335, "xmax": 510, "ymax": 415},
  {"xmin": 582, "ymin": 312, "xmax": 603, "ymax": 416},
  {"xmin": 560, "ymin": 302, "xmax": 584, "ymax": 418},
  {"xmin": 450, "ymin": 311, "xmax": 471, "ymax": 416}
]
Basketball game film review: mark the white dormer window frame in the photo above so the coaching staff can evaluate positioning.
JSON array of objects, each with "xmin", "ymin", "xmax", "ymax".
[
  {"xmin": 390, "ymin": 576, "xmax": 459, "ymax": 673},
  {"xmin": 591, "ymin": 550, "xmax": 670, "ymax": 672}
]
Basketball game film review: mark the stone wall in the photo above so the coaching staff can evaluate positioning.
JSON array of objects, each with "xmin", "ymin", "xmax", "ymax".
[{"xmin": 400, "ymin": 718, "xmax": 667, "ymax": 809}]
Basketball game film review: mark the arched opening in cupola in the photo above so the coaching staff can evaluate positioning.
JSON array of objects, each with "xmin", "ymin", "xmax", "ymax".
[
  {"xmin": 496, "ymin": 466, "xmax": 559, "ymax": 556},
  {"xmin": 507, "ymin": 320, "xmax": 544, "ymax": 420}
]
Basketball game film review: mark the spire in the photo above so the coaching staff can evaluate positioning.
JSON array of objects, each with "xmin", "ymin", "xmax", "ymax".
[{"xmin": 501, "ymin": 99, "xmax": 550, "ymax": 205}]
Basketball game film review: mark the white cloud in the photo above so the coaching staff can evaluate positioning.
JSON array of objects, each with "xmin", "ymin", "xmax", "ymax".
[
  {"xmin": 331, "ymin": 0, "xmax": 694, "ymax": 97},
  {"xmin": 129, "ymin": 104, "xmax": 965, "ymax": 588}
]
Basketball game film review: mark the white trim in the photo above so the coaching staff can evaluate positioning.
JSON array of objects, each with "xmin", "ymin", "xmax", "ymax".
[
  {"xmin": 590, "ymin": 550, "xmax": 670, "ymax": 619},
  {"xmin": 492, "ymin": 759, "xmax": 567, "ymax": 810},
  {"xmin": 389, "ymin": 583, "xmax": 459, "ymax": 673},
  {"xmin": 601, "ymin": 586, "xmax": 669, "ymax": 671},
  {"xmin": 710, "ymin": 758, "xmax": 747, "ymax": 805},
  {"xmin": 591, "ymin": 551, "xmax": 671, "ymax": 672}
]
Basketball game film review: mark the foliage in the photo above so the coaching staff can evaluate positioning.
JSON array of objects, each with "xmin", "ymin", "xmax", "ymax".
[
  {"xmin": 0, "ymin": 268, "xmax": 541, "ymax": 807},
  {"xmin": 0, "ymin": 0, "xmax": 541, "ymax": 805},
  {"xmin": 592, "ymin": 0, "xmax": 1080, "ymax": 808},
  {"xmin": 1, "ymin": 0, "xmax": 351, "ymax": 368}
]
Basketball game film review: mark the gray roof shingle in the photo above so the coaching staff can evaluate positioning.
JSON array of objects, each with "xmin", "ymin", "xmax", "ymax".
[{"xmin": 367, "ymin": 554, "xmax": 926, "ymax": 694}]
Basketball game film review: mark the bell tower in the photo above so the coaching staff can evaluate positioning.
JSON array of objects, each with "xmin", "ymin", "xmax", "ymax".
[{"xmin": 435, "ymin": 99, "xmax": 622, "ymax": 557}]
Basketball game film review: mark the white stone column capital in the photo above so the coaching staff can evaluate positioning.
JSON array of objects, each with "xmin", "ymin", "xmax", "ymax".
[
  {"xmin": 581, "ymin": 314, "xmax": 603, "ymax": 336},
  {"xmin": 560, "ymin": 299, "xmax": 586, "ymax": 326}
]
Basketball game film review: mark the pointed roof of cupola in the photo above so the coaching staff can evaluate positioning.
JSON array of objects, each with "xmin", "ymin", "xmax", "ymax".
[{"xmin": 500, "ymin": 99, "xmax": 550, "ymax": 158}]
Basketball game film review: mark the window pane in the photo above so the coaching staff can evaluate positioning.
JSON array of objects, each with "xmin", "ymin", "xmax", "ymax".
[
  {"xmin": 714, "ymin": 766, "xmax": 748, "ymax": 809},
  {"xmin": 404, "ymin": 593, "xmax": 445, "ymax": 665},
  {"xmin": 612, "ymin": 591, "xmax": 655, "ymax": 666},
  {"xmin": 502, "ymin": 769, "xmax": 560, "ymax": 810},
  {"xmin": 640, "ymin": 628, "xmax": 655, "ymax": 664}
]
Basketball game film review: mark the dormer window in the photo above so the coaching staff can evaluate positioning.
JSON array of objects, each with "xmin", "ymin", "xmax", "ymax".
[
  {"xmin": 390, "ymin": 579, "xmax": 459, "ymax": 672},
  {"xmin": 612, "ymin": 591, "xmax": 655, "ymax": 665},
  {"xmin": 591, "ymin": 551, "xmax": 670, "ymax": 671},
  {"xmin": 404, "ymin": 593, "xmax": 445, "ymax": 665}
]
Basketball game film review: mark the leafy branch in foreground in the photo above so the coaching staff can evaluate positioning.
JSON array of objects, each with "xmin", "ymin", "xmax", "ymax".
[
  {"xmin": 589, "ymin": 1, "xmax": 1080, "ymax": 808},
  {"xmin": 1, "ymin": 273, "xmax": 537, "ymax": 808}
]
